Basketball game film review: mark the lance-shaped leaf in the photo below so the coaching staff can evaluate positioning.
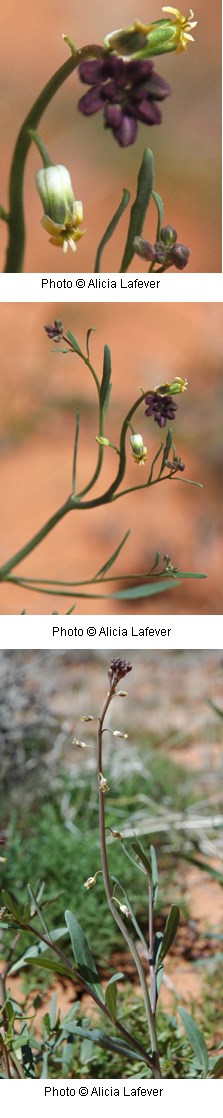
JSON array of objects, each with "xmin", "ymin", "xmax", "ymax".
[
  {"xmin": 95, "ymin": 189, "xmax": 130, "ymax": 272},
  {"xmin": 105, "ymin": 972, "xmax": 124, "ymax": 1021},
  {"xmin": 155, "ymin": 904, "xmax": 180, "ymax": 968},
  {"xmin": 66, "ymin": 330, "xmax": 82, "ymax": 356},
  {"xmin": 2, "ymin": 889, "xmax": 24, "ymax": 922},
  {"xmin": 94, "ymin": 530, "xmax": 130, "ymax": 581},
  {"xmin": 156, "ymin": 963, "xmax": 164, "ymax": 999},
  {"xmin": 65, "ymin": 910, "xmax": 104, "ymax": 1003},
  {"xmin": 23, "ymin": 957, "xmax": 74, "ymax": 980},
  {"xmin": 178, "ymin": 852, "xmax": 223, "ymax": 884},
  {"xmin": 178, "ymin": 1007, "xmax": 209, "ymax": 1076},
  {"xmin": 152, "ymin": 190, "xmax": 164, "ymax": 241},
  {"xmin": 131, "ymin": 839, "xmax": 151, "ymax": 875},
  {"xmin": 207, "ymin": 1056, "xmax": 223, "ymax": 1078},
  {"xmin": 110, "ymin": 578, "xmax": 180, "ymax": 600},
  {"xmin": 86, "ymin": 327, "xmax": 96, "ymax": 360},
  {"xmin": 150, "ymin": 845, "xmax": 159, "ymax": 906},
  {"xmin": 158, "ymin": 427, "xmax": 173, "ymax": 476},
  {"xmin": 62, "ymin": 1023, "xmax": 147, "ymax": 1063},
  {"xmin": 100, "ymin": 344, "xmax": 112, "ymax": 413},
  {"xmin": 8, "ymin": 927, "xmax": 68, "ymax": 975},
  {"xmin": 120, "ymin": 149, "xmax": 154, "ymax": 272}
]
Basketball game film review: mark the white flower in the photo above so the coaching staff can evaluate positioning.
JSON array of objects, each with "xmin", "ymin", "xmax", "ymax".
[
  {"xmin": 130, "ymin": 433, "xmax": 147, "ymax": 465},
  {"xmin": 36, "ymin": 165, "xmax": 85, "ymax": 253}
]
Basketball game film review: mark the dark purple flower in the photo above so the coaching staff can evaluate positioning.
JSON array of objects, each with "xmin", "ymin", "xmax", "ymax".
[
  {"xmin": 78, "ymin": 53, "xmax": 170, "ymax": 147},
  {"xmin": 144, "ymin": 393, "xmax": 178, "ymax": 428},
  {"xmin": 44, "ymin": 320, "xmax": 64, "ymax": 342},
  {"xmin": 108, "ymin": 658, "xmax": 132, "ymax": 687}
]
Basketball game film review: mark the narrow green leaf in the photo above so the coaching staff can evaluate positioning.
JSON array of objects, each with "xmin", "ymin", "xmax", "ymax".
[
  {"xmin": 147, "ymin": 442, "xmax": 164, "ymax": 485},
  {"xmin": 172, "ymin": 571, "xmax": 207, "ymax": 580},
  {"xmin": 95, "ymin": 189, "xmax": 130, "ymax": 272},
  {"xmin": 105, "ymin": 973, "xmax": 124, "ymax": 1021},
  {"xmin": 207, "ymin": 699, "xmax": 223, "ymax": 721},
  {"xmin": 100, "ymin": 344, "xmax": 112, "ymax": 413},
  {"xmin": 72, "ymin": 407, "xmax": 80, "ymax": 494},
  {"xmin": 86, "ymin": 327, "xmax": 96, "ymax": 360},
  {"xmin": 178, "ymin": 852, "xmax": 223, "ymax": 884},
  {"xmin": 155, "ymin": 905, "xmax": 180, "ymax": 967},
  {"xmin": 208, "ymin": 1056, "xmax": 223, "ymax": 1078},
  {"xmin": 62, "ymin": 1024, "xmax": 146, "ymax": 1062},
  {"xmin": 66, "ymin": 330, "xmax": 82, "ymax": 355},
  {"xmin": 120, "ymin": 149, "xmax": 154, "ymax": 272},
  {"xmin": 156, "ymin": 963, "xmax": 164, "ymax": 998},
  {"xmin": 152, "ymin": 190, "xmax": 164, "ymax": 241},
  {"xmin": 95, "ymin": 530, "xmax": 130, "ymax": 580},
  {"xmin": 131, "ymin": 839, "xmax": 151, "ymax": 875},
  {"xmin": 178, "ymin": 1007, "xmax": 209, "ymax": 1076},
  {"xmin": 110, "ymin": 578, "xmax": 180, "ymax": 600},
  {"xmin": 8, "ymin": 927, "xmax": 68, "ymax": 975},
  {"xmin": 2, "ymin": 890, "xmax": 23, "ymax": 921},
  {"xmin": 158, "ymin": 427, "xmax": 173, "ymax": 476},
  {"xmin": 154, "ymin": 932, "xmax": 163, "ymax": 964},
  {"xmin": 23, "ymin": 957, "xmax": 74, "ymax": 979},
  {"xmin": 150, "ymin": 845, "xmax": 159, "ymax": 905},
  {"xmin": 65, "ymin": 910, "xmax": 104, "ymax": 1002},
  {"xmin": 49, "ymin": 993, "xmax": 57, "ymax": 1029}
]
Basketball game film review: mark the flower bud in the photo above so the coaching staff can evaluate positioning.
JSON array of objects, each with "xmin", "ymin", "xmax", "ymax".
[
  {"xmin": 80, "ymin": 715, "xmax": 95, "ymax": 722},
  {"xmin": 84, "ymin": 875, "xmax": 97, "ymax": 890},
  {"xmin": 36, "ymin": 165, "xmax": 85, "ymax": 254},
  {"xmin": 95, "ymin": 436, "xmax": 111, "ymax": 446},
  {"xmin": 112, "ymin": 730, "xmax": 128, "ymax": 739},
  {"xmin": 119, "ymin": 903, "xmax": 131, "ymax": 917},
  {"xmin": 130, "ymin": 433, "xmax": 147, "ymax": 465},
  {"xmin": 99, "ymin": 773, "xmax": 109, "ymax": 793},
  {"xmin": 170, "ymin": 243, "xmax": 190, "ymax": 269},
  {"xmin": 154, "ymin": 377, "xmax": 188, "ymax": 395},
  {"xmin": 110, "ymin": 829, "xmax": 123, "ymax": 840},
  {"xmin": 72, "ymin": 738, "xmax": 88, "ymax": 748},
  {"xmin": 133, "ymin": 236, "xmax": 156, "ymax": 262},
  {"xmin": 160, "ymin": 225, "xmax": 177, "ymax": 246},
  {"xmin": 104, "ymin": 10, "xmax": 197, "ymax": 59}
]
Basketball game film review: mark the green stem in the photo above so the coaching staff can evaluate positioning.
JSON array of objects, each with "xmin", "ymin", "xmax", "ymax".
[
  {"xmin": 97, "ymin": 686, "xmax": 162, "ymax": 1078},
  {"xmin": 72, "ymin": 408, "xmax": 81, "ymax": 493},
  {"xmin": 4, "ymin": 44, "xmax": 104, "ymax": 272},
  {"xmin": 0, "ymin": 391, "xmax": 148, "ymax": 580},
  {"xmin": 0, "ymin": 497, "xmax": 72, "ymax": 579}
]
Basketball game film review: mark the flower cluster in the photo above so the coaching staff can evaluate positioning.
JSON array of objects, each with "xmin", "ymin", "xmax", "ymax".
[
  {"xmin": 166, "ymin": 454, "xmax": 185, "ymax": 473},
  {"xmin": 108, "ymin": 658, "xmax": 132, "ymax": 688},
  {"xmin": 44, "ymin": 320, "xmax": 64, "ymax": 342},
  {"xmin": 144, "ymin": 392, "xmax": 178, "ymax": 427},
  {"xmin": 78, "ymin": 53, "xmax": 170, "ymax": 147},
  {"xmin": 134, "ymin": 226, "xmax": 190, "ymax": 270}
]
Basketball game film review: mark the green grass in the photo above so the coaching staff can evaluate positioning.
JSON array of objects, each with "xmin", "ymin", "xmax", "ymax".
[{"xmin": 1, "ymin": 750, "xmax": 195, "ymax": 972}]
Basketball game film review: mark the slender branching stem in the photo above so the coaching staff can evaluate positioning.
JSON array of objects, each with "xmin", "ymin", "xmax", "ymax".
[
  {"xmin": 148, "ymin": 883, "xmax": 156, "ymax": 1015},
  {"xmin": 97, "ymin": 684, "xmax": 162, "ymax": 1078},
  {"xmin": 4, "ymin": 45, "xmax": 104, "ymax": 272}
]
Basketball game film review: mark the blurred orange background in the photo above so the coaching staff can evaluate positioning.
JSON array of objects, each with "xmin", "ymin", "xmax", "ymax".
[
  {"xmin": 0, "ymin": 301, "xmax": 222, "ymax": 614},
  {"xmin": 0, "ymin": 0, "xmax": 221, "ymax": 272}
]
